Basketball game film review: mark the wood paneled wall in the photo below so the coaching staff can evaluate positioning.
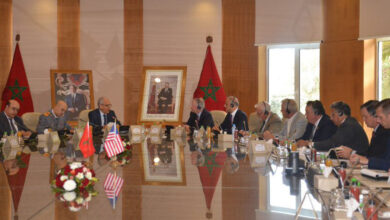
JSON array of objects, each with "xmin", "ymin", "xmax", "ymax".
[
  {"xmin": 320, "ymin": 0, "xmax": 373, "ymax": 119},
  {"xmin": 124, "ymin": 0, "xmax": 143, "ymax": 125},
  {"xmin": 222, "ymin": 0, "xmax": 258, "ymax": 115},
  {"xmin": 57, "ymin": 0, "xmax": 80, "ymax": 70},
  {"xmin": 0, "ymin": 0, "xmax": 12, "ymax": 106}
]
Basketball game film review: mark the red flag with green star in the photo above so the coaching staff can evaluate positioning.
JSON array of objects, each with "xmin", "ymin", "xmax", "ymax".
[
  {"xmin": 193, "ymin": 45, "xmax": 226, "ymax": 111},
  {"xmin": 1, "ymin": 43, "xmax": 34, "ymax": 115},
  {"xmin": 197, "ymin": 152, "xmax": 227, "ymax": 212}
]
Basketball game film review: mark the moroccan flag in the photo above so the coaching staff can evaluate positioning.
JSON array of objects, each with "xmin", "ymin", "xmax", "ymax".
[
  {"xmin": 193, "ymin": 45, "xmax": 226, "ymax": 111},
  {"xmin": 6, "ymin": 153, "xmax": 30, "ymax": 214},
  {"xmin": 1, "ymin": 43, "xmax": 34, "ymax": 115},
  {"xmin": 80, "ymin": 122, "xmax": 95, "ymax": 158},
  {"xmin": 197, "ymin": 151, "xmax": 227, "ymax": 211}
]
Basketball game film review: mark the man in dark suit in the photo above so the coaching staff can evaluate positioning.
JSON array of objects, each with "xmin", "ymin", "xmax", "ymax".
[
  {"xmin": 213, "ymin": 96, "xmax": 248, "ymax": 134},
  {"xmin": 185, "ymin": 98, "xmax": 214, "ymax": 133},
  {"xmin": 37, "ymin": 100, "xmax": 72, "ymax": 134},
  {"xmin": 313, "ymin": 101, "xmax": 369, "ymax": 158},
  {"xmin": 65, "ymin": 85, "xmax": 86, "ymax": 120},
  {"xmin": 297, "ymin": 100, "xmax": 337, "ymax": 147},
  {"xmin": 350, "ymin": 100, "xmax": 390, "ymax": 170},
  {"xmin": 0, "ymin": 99, "xmax": 31, "ymax": 138},
  {"xmin": 88, "ymin": 97, "xmax": 121, "ymax": 132},
  {"xmin": 158, "ymin": 82, "xmax": 173, "ymax": 113}
]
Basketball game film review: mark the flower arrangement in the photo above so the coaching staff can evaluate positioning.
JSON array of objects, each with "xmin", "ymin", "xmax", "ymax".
[
  {"xmin": 51, "ymin": 162, "xmax": 98, "ymax": 212},
  {"xmin": 115, "ymin": 141, "xmax": 133, "ymax": 166}
]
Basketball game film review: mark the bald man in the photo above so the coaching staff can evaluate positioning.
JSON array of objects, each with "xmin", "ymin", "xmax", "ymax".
[
  {"xmin": 0, "ymin": 99, "xmax": 31, "ymax": 138},
  {"xmin": 36, "ymin": 100, "xmax": 72, "ymax": 134}
]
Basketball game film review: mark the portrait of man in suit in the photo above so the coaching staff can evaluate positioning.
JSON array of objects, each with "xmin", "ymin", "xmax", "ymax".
[
  {"xmin": 158, "ymin": 82, "xmax": 173, "ymax": 113},
  {"xmin": 65, "ymin": 85, "xmax": 87, "ymax": 120}
]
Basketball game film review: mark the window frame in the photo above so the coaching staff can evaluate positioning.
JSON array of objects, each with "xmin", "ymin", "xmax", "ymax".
[{"xmin": 377, "ymin": 38, "xmax": 390, "ymax": 100}]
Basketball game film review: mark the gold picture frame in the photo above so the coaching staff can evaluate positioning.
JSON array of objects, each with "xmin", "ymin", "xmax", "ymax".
[
  {"xmin": 138, "ymin": 66, "xmax": 187, "ymax": 125},
  {"xmin": 50, "ymin": 70, "xmax": 95, "ymax": 126},
  {"xmin": 140, "ymin": 138, "xmax": 186, "ymax": 186}
]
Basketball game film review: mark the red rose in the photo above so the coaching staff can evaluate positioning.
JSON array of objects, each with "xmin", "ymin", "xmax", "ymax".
[
  {"xmin": 82, "ymin": 178, "xmax": 90, "ymax": 187},
  {"xmin": 90, "ymin": 169, "xmax": 96, "ymax": 177},
  {"xmin": 75, "ymin": 167, "xmax": 84, "ymax": 174},
  {"xmin": 63, "ymin": 165, "xmax": 71, "ymax": 175},
  {"xmin": 55, "ymin": 175, "xmax": 64, "ymax": 187}
]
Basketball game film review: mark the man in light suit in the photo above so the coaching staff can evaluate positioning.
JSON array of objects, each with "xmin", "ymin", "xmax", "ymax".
[
  {"xmin": 314, "ymin": 101, "xmax": 369, "ymax": 157},
  {"xmin": 0, "ymin": 99, "xmax": 31, "ymax": 138},
  {"xmin": 65, "ymin": 85, "xmax": 86, "ymax": 120},
  {"xmin": 297, "ymin": 100, "xmax": 337, "ymax": 147},
  {"xmin": 158, "ymin": 82, "xmax": 173, "ymax": 113},
  {"xmin": 185, "ymin": 98, "xmax": 214, "ymax": 133},
  {"xmin": 213, "ymin": 96, "xmax": 248, "ymax": 134},
  {"xmin": 36, "ymin": 100, "xmax": 72, "ymax": 134},
  {"xmin": 264, "ymin": 99, "xmax": 307, "ymax": 141},
  {"xmin": 253, "ymin": 101, "xmax": 282, "ymax": 139}
]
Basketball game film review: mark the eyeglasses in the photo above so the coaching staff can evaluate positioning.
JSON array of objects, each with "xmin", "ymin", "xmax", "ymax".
[{"xmin": 101, "ymin": 104, "xmax": 112, "ymax": 108}]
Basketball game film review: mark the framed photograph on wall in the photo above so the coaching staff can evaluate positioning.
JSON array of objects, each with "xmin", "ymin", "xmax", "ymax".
[
  {"xmin": 50, "ymin": 70, "xmax": 94, "ymax": 125},
  {"xmin": 140, "ymin": 139, "xmax": 186, "ymax": 186},
  {"xmin": 138, "ymin": 66, "xmax": 187, "ymax": 125}
]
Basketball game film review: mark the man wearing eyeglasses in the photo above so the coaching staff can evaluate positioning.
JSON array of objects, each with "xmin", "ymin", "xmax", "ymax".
[
  {"xmin": 0, "ymin": 99, "xmax": 31, "ymax": 138},
  {"xmin": 88, "ymin": 97, "xmax": 121, "ymax": 130}
]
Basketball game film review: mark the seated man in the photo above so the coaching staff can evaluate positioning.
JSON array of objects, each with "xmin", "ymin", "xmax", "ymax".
[
  {"xmin": 36, "ymin": 100, "xmax": 72, "ymax": 134},
  {"xmin": 314, "ymin": 101, "xmax": 369, "ymax": 157},
  {"xmin": 350, "ymin": 99, "xmax": 390, "ymax": 170},
  {"xmin": 213, "ymin": 96, "xmax": 248, "ymax": 134},
  {"xmin": 264, "ymin": 99, "xmax": 307, "ymax": 141},
  {"xmin": 157, "ymin": 82, "xmax": 173, "ymax": 113},
  {"xmin": 297, "ymin": 100, "xmax": 337, "ymax": 147},
  {"xmin": 65, "ymin": 85, "xmax": 86, "ymax": 120},
  {"xmin": 0, "ymin": 99, "xmax": 31, "ymax": 138},
  {"xmin": 185, "ymin": 98, "xmax": 214, "ymax": 132},
  {"xmin": 253, "ymin": 101, "xmax": 282, "ymax": 139},
  {"xmin": 88, "ymin": 97, "xmax": 121, "ymax": 134}
]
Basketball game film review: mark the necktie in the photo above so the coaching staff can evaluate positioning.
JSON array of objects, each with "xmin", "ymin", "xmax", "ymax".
[
  {"xmin": 372, "ymin": 130, "xmax": 376, "ymax": 139},
  {"xmin": 260, "ymin": 120, "xmax": 266, "ymax": 133},
  {"xmin": 9, "ymin": 118, "xmax": 16, "ymax": 134},
  {"xmin": 310, "ymin": 125, "xmax": 317, "ymax": 140},
  {"xmin": 229, "ymin": 114, "xmax": 233, "ymax": 126},
  {"xmin": 103, "ymin": 114, "xmax": 108, "ymax": 125}
]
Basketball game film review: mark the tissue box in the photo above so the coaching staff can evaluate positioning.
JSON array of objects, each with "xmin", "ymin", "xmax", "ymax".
[
  {"xmin": 218, "ymin": 133, "xmax": 233, "ymax": 142},
  {"xmin": 170, "ymin": 126, "xmax": 186, "ymax": 138},
  {"xmin": 249, "ymin": 140, "xmax": 273, "ymax": 155},
  {"xmin": 249, "ymin": 153, "xmax": 269, "ymax": 168},
  {"xmin": 314, "ymin": 175, "xmax": 338, "ymax": 192}
]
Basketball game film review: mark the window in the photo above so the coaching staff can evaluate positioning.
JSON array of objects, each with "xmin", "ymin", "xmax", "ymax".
[
  {"xmin": 378, "ymin": 39, "xmax": 390, "ymax": 100},
  {"xmin": 267, "ymin": 44, "xmax": 320, "ymax": 117}
]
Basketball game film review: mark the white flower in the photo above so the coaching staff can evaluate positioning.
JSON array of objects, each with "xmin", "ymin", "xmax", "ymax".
[
  {"xmin": 60, "ymin": 175, "xmax": 68, "ymax": 181},
  {"xmin": 76, "ymin": 172, "xmax": 84, "ymax": 180},
  {"xmin": 75, "ymin": 197, "xmax": 84, "ymax": 205},
  {"xmin": 70, "ymin": 162, "xmax": 82, "ymax": 170},
  {"xmin": 63, "ymin": 180, "xmax": 77, "ymax": 191},
  {"xmin": 85, "ymin": 193, "xmax": 92, "ymax": 202},
  {"xmin": 85, "ymin": 172, "xmax": 92, "ymax": 180},
  {"xmin": 69, "ymin": 206, "xmax": 81, "ymax": 212},
  {"xmin": 63, "ymin": 191, "xmax": 76, "ymax": 202},
  {"xmin": 83, "ymin": 167, "xmax": 88, "ymax": 173}
]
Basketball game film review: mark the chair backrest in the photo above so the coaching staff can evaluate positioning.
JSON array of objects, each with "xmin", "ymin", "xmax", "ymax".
[
  {"xmin": 248, "ymin": 112, "xmax": 262, "ymax": 133},
  {"xmin": 210, "ymin": 110, "xmax": 227, "ymax": 126},
  {"xmin": 78, "ymin": 109, "xmax": 92, "ymax": 128},
  {"xmin": 21, "ymin": 112, "xmax": 42, "ymax": 132}
]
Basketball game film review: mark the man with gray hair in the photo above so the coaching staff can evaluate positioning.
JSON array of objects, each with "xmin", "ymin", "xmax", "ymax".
[
  {"xmin": 88, "ymin": 97, "xmax": 121, "ymax": 129},
  {"xmin": 185, "ymin": 98, "xmax": 214, "ymax": 133},
  {"xmin": 253, "ymin": 101, "xmax": 282, "ymax": 139},
  {"xmin": 264, "ymin": 99, "xmax": 307, "ymax": 141}
]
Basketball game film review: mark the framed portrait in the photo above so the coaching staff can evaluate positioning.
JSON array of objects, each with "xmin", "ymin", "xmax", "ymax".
[
  {"xmin": 50, "ymin": 70, "xmax": 94, "ymax": 126},
  {"xmin": 140, "ymin": 139, "xmax": 186, "ymax": 186},
  {"xmin": 138, "ymin": 66, "xmax": 187, "ymax": 125}
]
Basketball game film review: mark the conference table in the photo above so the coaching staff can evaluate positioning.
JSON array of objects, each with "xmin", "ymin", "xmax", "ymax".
[{"xmin": 0, "ymin": 131, "xmax": 387, "ymax": 220}]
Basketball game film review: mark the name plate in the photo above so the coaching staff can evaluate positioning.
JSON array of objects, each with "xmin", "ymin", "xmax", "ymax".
[
  {"xmin": 130, "ymin": 125, "xmax": 143, "ymax": 135},
  {"xmin": 219, "ymin": 133, "xmax": 233, "ymax": 142},
  {"xmin": 170, "ymin": 126, "xmax": 185, "ymax": 138},
  {"xmin": 249, "ymin": 140, "xmax": 273, "ymax": 155},
  {"xmin": 150, "ymin": 125, "xmax": 162, "ymax": 136}
]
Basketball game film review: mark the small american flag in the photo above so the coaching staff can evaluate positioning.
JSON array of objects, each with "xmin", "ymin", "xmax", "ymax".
[
  {"xmin": 104, "ymin": 123, "xmax": 124, "ymax": 158},
  {"xmin": 104, "ymin": 172, "xmax": 124, "ymax": 209}
]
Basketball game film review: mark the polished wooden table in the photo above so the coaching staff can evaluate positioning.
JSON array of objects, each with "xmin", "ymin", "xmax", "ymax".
[{"xmin": 0, "ymin": 135, "xmax": 323, "ymax": 220}]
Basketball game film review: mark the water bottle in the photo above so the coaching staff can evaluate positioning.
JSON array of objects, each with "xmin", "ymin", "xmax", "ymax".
[{"xmin": 232, "ymin": 124, "xmax": 237, "ymax": 142}]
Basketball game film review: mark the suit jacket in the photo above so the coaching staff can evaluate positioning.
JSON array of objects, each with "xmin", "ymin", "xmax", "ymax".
[
  {"xmin": 367, "ymin": 125, "xmax": 390, "ymax": 158},
  {"xmin": 0, "ymin": 112, "xmax": 29, "ymax": 137},
  {"xmin": 88, "ymin": 109, "xmax": 121, "ymax": 127},
  {"xmin": 314, "ymin": 117, "xmax": 369, "ymax": 154},
  {"xmin": 220, "ymin": 109, "xmax": 248, "ymax": 134},
  {"xmin": 158, "ymin": 88, "xmax": 173, "ymax": 104},
  {"xmin": 368, "ymin": 138, "xmax": 390, "ymax": 171},
  {"xmin": 186, "ymin": 109, "xmax": 214, "ymax": 130},
  {"xmin": 257, "ymin": 112, "xmax": 282, "ymax": 139},
  {"xmin": 36, "ymin": 110, "xmax": 72, "ymax": 134},
  {"xmin": 279, "ymin": 112, "xmax": 307, "ymax": 140},
  {"xmin": 298, "ymin": 114, "xmax": 337, "ymax": 142}
]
